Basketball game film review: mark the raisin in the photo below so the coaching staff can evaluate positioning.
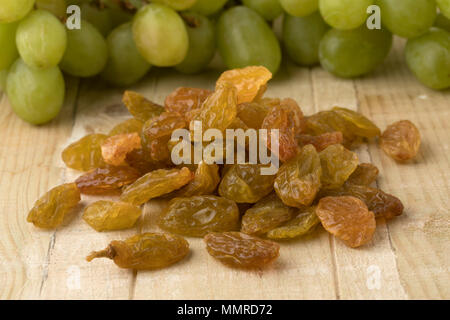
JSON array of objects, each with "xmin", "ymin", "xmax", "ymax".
[
  {"xmin": 216, "ymin": 66, "xmax": 272, "ymax": 104},
  {"xmin": 204, "ymin": 232, "xmax": 280, "ymax": 268},
  {"xmin": 27, "ymin": 183, "xmax": 81, "ymax": 229},
  {"xmin": 346, "ymin": 163, "xmax": 379, "ymax": 186},
  {"xmin": 320, "ymin": 184, "xmax": 404, "ymax": 220},
  {"xmin": 159, "ymin": 195, "xmax": 240, "ymax": 237},
  {"xmin": 125, "ymin": 149, "xmax": 169, "ymax": 175},
  {"xmin": 122, "ymin": 90, "xmax": 164, "ymax": 122},
  {"xmin": 109, "ymin": 118, "xmax": 144, "ymax": 136},
  {"xmin": 332, "ymin": 107, "xmax": 380, "ymax": 138},
  {"xmin": 297, "ymin": 132, "xmax": 343, "ymax": 152},
  {"xmin": 164, "ymin": 87, "xmax": 212, "ymax": 116},
  {"xmin": 237, "ymin": 99, "xmax": 276, "ymax": 129},
  {"xmin": 267, "ymin": 207, "xmax": 320, "ymax": 240},
  {"xmin": 190, "ymin": 82, "xmax": 237, "ymax": 133},
  {"xmin": 173, "ymin": 162, "xmax": 220, "ymax": 197},
  {"xmin": 241, "ymin": 193, "xmax": 295, "ymax": 236},
  {"xmin": 62, "ymin": 134, "xmax": 108, "ymax": 171},
  {"xmin": 120, "ymin": 167, "xmax": 193, "ymax": 205},
  {"xmin": 274, "ymin": 145, "xmax": 322, "ymax": 207},
  {"xmin": 75, "ymin": 165, "xmax": 141, "ymax": 195},
  {"xmin": 316, "ymin": 196, "xmax": 376, "ymax": 248},
  {"xmin": 319, "ymin": 144, "xmax": 359, "ymax": 189},
  {"xmin": 86, "ymin": 232, "xmax": 189, "ymax": 270},
  {"xmin": 83, "ymin": 201, "xmax": 142, "ymax": 232},
  {"xmin": 101, "ymin": 132, "xmax": 142, "ymax": 166},
  {"xmin": 380, "ymin": 120, "xmax": 421, "ymax": 161},
  {"xmin": 218, "ymin": 164, "xmax": 275, "ymax": 203}
]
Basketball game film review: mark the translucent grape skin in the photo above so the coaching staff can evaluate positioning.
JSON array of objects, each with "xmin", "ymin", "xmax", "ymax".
[
  {"xmin": 279, "ymin": 0, "xmax": 318, "ymax": 17},
  {"xmin": 0, "ymin": 0, "xmax": 35, "ymax": 23},
  {"xmin": 217, "ymin": 6, "xmax": 282, "ymax": 74},
  {"xmin": 405, "ymin": 28, "xmax": 450, "ymax": 90},
  {"xmin": 190, "ymin": 0, "xmax": 228, "ymax": 16},
  {"xmin": 132, "ymin": 3, "xmax": 189, "ymax": 67},
  {"xmin": 0, "ymin": 22, "xmax": 18, "ymax": 70},
  {"xmin": 319, "ymin": 26, "xmax": 392, "ymax": 78},
  {"xmin": 319, "ymin": 0, "xmax": 372, "ymax": 30},
  {"xmin": 16, "ymin": 10, "xmax": 67, "ymax": 69},
  {"xmin": 101, "ymin": 23, "xmax": 151, "ymax": 87},
  {"xmin": 6, "ymin": 59, "xmax": 65, "ymax": 125},
  {"xmin": 175, "ymin": 12, "xmax": 216, "ymax": 74},
  {"xmin": 60, "ymin": 20, "xmax": 108, "ymax": 77},
  {"xmin": 376, "ymin": 0, "xmax": 437, "ymax": 39},
  {"xmin": 437, "ymin": 0, "xmax": 450, "ymax": 20},
  {"xmin": 435, "ymin": 13, "xmax": 450, "ymax": 33},
  {"xmin": 283, "ymin": 12, "xmax": 330, "ymax": 66},
  {"xmin": 36, "ymin": 0, "xmax": 67, "ymax": 19},
  {"xmin": 80, "ymin": 2, "xmax": 113, "ymax": 37},
  {"xmin": 242, "ymin": 0, "xmax": 284, "ymax": 21}
]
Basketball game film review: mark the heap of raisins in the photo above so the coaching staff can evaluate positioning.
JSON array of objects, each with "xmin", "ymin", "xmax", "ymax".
[{"xmin": 27, "ymin": 66, "xmax": 420, "ymax": 270}]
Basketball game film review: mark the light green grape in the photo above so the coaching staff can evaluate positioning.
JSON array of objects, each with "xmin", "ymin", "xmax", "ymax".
[
  {"xmin": 107, "ymin": 1, "xmax": 133, "ymax": 27},
  {"xmin": 0, "ymin": 22, "xmax": 19, "ymax": 70},
  {"xmin": 16, "ymin": 10, "xmax": 67, "ymax": 69},
  {"xmin": 190, "ymin": 0, "xmax": 228, "ymax": 16},
  {"xmin": 0, "ymin": 69, "xmax": 7, "ymax": 92},
  {"xmin": 176, "ymin": 12, "xmax": 215, "ymax": 74},
  {"xmin": 242, "ymin": 0, "xmax": 283, "ymax": 21},
  {"xmin": 376, "ymin": 0, "xmax": 436, "ymax": 38},
  {"xmin": 80, "ymin": 2, "xmax": 113, "ymax": 37},
  {"xmin": 217, "ymin": 6, "xmax": 282, "ymax": 74},
  {"xmin": 319, "ymin": 0, "xmax": 373, "ymax": 30},
  {"xmin": 0, "ymin": 0, "xmax": 35, "ymax": 23},
  {"xmin": 60, "ymin": 20, "xmax": 108, "ymax": 77},
  {"xmin": 152, "ymin": 0, "xmax": 197, "ymax": 11},
  {"xmin": 405, "ymin": 28, "xmax": 450, "ymax": 90},
  {"xmin": 437, "ymin": 0, "xmax": 450, "ymax": 20},
  {"xmin": 101, "ymin": 23, "xmax": 151, "ymax": 87},
  {"xmin": 319, "ymin": 26, "xmax": 392, "ymax": 78},
  {"xmin": 435, "ymin": 13, "xmax": 450, "ymax": 32},
  {"xmin": 6, "ymin": 58, "xmax": 65, "ymax": 124},
  {"xmin": 283, "ymin": 12, "xmax": 330, "ymax": 66},
  {"xmin": 279, "ymin": 0, "xmax": 318, "ymax": 17},
  {"xmin": 132, "ymin": 3, "xmax": 189, "ymax": 67},
  {"xmin": 36, "ymin": 0, "xmax": 67, "ymax": 19}
]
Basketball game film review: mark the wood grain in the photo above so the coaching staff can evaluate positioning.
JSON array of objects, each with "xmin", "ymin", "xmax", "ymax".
[{"xmin": 0, "ymin": 39, "xmax": 448, "ymax": 299}]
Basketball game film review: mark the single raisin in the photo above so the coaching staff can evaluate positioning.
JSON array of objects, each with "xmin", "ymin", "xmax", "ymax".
[
  {"xmin": 83, "ymin": 201, "xmax": 142, "ymax": 232},
  {"xmin": 346, "ymin": 163, "xmax": 379, "ymax": 186},
  {"xmin": 109, "ymin": 118, "xmax": 144, "ymax": 136},
  {"xmin": 267, "ymin": 207, "xmax": 320, "ymax": 240},
  {"xmin": 101, "ymin": 132, "xmax": 141, "ymax": 166},
  {"xmin": 62, "ymin": 134, "xmax": 108, "ymax": 171},
  {"xmin": 173, "ymin": 162, "xmax": 221, "ymax": 197},
  {"xmin": 319, "ymin": 144, "xmax": 359, "ymax": 189},
  {"xmin": 332, "ymin": 107, "xmax": 381, "ymax": 139},
  {"xmin": 122, "ymin": 91, "xmax": 164, "ymax": 122},
  {"xmin": 164, "ymin": 87, "xmax": 212, "ymax": 116},
  {"xmin": 380, "ymin": 120, "xmax": 421, "ymax": 161}
]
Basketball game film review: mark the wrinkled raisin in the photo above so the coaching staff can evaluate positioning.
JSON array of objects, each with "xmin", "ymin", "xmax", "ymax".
[
  {"xmin": 62, "ymin": 134, "xmax": 108, "ymax": 171},
  {"xmin": 122, "ymin": 91, "xmax": 164, "ymax": 122},
  {"xmin": 267, "ymin": 207, "xmax": 320, "ymax": 240},
  {"xmin": 83, "ymin": 201, "xmax": 142, "ymax": 232},
  {"xmin": 380, "ymin": 120, "xmax": 421, "ymax": 161},
  {"xmin": 101, "ymin": 132, "xmax": 141, "ymax": 166},
  {"xmin": 319, "ymin": 144, "xmax": 359, "ymax": 189}
]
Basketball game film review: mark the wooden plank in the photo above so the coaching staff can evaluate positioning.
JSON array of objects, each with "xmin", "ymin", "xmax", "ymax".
[
  {"xmin": 0, "ymin": 78, "xmax": 79, "ymax": 299},
  {"xmin": 356, "ymin": 40, "xmax": 450, "ymax": 299},
  {"xmin": 132, "ymin": 63, "xmax": 337, "ymax": 300},
  {"xmin": 310, "ymin": 39, "xmax": 408, "ymax": 299}
]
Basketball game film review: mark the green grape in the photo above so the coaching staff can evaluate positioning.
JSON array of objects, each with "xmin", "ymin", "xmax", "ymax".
[
  {"xmin": 80, "ymin": 2, "xmax": 113, "ymax": 37},
  {"xmin": 0, "ymin": 22, "xmax": 19, "ymax": 70},
  {"xmin": 217, "ymin": 6, "xmax": 282, "ymax": 74},
  {"xmin": 152, "ymin": 0, "xmax": 197, "ymax": 11},
  {"xmin": 16, "ymin": 10, "xmax": 67, "ymax": 69},
  {"xmin": 6, "ymin": 59, "xmax": 65, "ymax": 125},
  {"xmin": 242, "ymin": 0, "xmax": 283, "ymax": 21},
  {"xmin": 0, "ymin": 69, "xmax": 7, "ymax": 92},
  {"xmin": 107, "ymin": 2, "xmax": 133, "ymax": 27},
  {"xmin": 36, "ymin": 0, "xmax": 67, "ymax": 19},
  {"xmin": 132, "ymin": 3, "xmax": 189, "ymax": 67},
  {"xmin": 283, "ymin": 12, "xmax": 330, "ymax": 66},
  {"xmin": 60, "ymin": 20, "xmax": 108, "ymax": 77},
  {"xmin": 405, "ymin": 28, "xmax": 450, "ymax": 90},
  {"xmin": 101, "ymin": 23, "xmax": 151, "ymax": 87},
  {"xmin": 175, "ymin": 12, "xmax": 215, "ymax": 74},
  {"xmin": 279, "ymin": 0, "xmax": 318, "ymax": 17},
  {"xmin": 190, "ymin": 0, "xmax": 228, "ymax": 16},
  {"xmin": 319, "ymin": 26, "xmax": 392, "ymax": 78},
  {"xmin": 376, "ymin": 0, "xmax": 436, "ymax": 38},
  {"xmin": 435, "ymin": 13, "xmax": 450, "ymax": 32},
  {"xmin": 437, "ymin": 0, "xmax": 450, "ymax": 20},
  {"xmin": 319, "ymin": 0, "xmax": 372, "ymax": 30},
  {"xmin": 0, "ymin": 0, "xmax": 35, "ymax": 23}
]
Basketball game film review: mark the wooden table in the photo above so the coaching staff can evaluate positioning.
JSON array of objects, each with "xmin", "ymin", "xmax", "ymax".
[{"xmin": 0, "ymin": 39, "xmax": 448, "ymax": 300}]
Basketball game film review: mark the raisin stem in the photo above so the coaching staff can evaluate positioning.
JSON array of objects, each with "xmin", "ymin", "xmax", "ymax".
[{"xmin": 86, "ymin": 245, "xmax": 116, "ymax": 262}]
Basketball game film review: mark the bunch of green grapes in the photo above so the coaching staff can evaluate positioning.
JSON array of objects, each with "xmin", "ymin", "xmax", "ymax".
[{"xmin": 0, "ymin": 0, "xmax": 448, "ymax": 125}]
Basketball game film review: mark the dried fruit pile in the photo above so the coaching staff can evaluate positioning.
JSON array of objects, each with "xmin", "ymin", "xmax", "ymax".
[{"xmin": 27, "ymin": 66, "xmax": 421, "ymax": 270}]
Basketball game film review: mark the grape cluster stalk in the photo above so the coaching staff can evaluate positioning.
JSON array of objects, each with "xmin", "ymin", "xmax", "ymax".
[{"xmin": 0, "ymin": 0, "xmax": 449, "ymax": 125}]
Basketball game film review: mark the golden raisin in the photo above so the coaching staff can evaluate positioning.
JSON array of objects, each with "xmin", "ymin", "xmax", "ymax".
[
  {"xmin": 101, "ymin": 132, "xmax": 141, "ymax": 166},
  {"xmin": 267, "ymin": 207, "xmax": 320, "ymax": 240},
  {"xmin": 297, "ymin": 132, "xmax": 344, "ymax": 152},
  {"xmin": 164, "ymin": 87, "xmax": 212, "ymax": 116},
  {"xmin": 122, "ymin": 91, "xmax": 164, "ymax": 122},
  {"xmin": 83, "ymin": 201, "xmax": 142, "ymax": 232},
  {"xmin": 380, "ymin": 120, "xmax": 421, "ymax": 161},
  {"xmin": 62, "ymin": 134, "xmax": 108, "ymax": 171}
]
